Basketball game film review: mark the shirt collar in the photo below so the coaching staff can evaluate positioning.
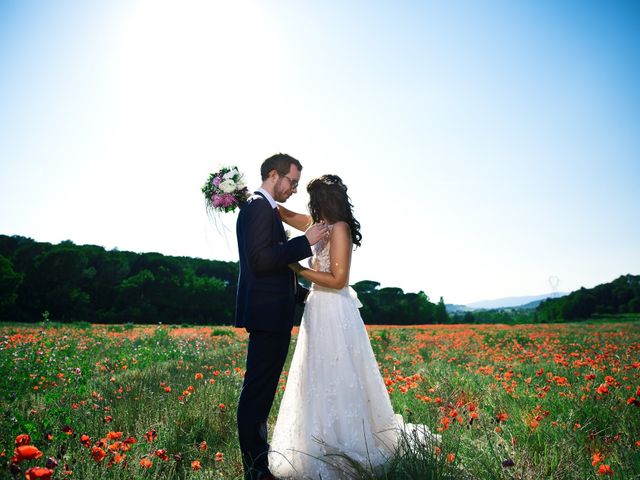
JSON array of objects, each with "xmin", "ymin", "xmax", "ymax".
[{"xmin": 256, "ymin": 188, "xmax": 277, "ymax": 209}]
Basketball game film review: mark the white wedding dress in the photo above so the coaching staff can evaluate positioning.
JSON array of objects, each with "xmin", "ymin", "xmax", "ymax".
[{"xmin": 269, "ymin": 231, "xmax": 438, "ymax": 479}]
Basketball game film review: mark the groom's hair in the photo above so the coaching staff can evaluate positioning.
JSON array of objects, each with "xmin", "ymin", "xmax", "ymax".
[{"xmin": 261, "ymin": 153, "xmax": 302, "ymax": 180}]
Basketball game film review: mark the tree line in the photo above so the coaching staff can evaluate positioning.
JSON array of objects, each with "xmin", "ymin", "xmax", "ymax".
[
  {"xmin": 449, "ymin": 274, "xmax": 640, "ymax": 324},
  {"xmin": 0, "ymin": 235, "xmax": 448, "ymax": 325},
  {"xmin": 535, "ymin": 274, "xmax": 640, "ymax": 322}
]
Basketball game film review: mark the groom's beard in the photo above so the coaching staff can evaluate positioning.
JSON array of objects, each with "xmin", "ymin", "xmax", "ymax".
[{"xmin": 273, "ymin": 179, "xmax": 295, "ymax": 203}]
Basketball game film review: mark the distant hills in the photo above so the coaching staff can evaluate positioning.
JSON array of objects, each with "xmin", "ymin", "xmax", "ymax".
[
  {"xmin": 447, "ymin": 274, "xmax": 640, "ymax": 322},
  {"xmin": 446, "ymin": 292, "xmax": 567, "ymax": 313}
]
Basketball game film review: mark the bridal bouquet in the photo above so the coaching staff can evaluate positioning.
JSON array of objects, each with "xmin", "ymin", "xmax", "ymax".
[{"xmin": 202, "ymin": 166, "xmax": 250, "ymax": 214}]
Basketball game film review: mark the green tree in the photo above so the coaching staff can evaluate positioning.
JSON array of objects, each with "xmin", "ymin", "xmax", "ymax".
[
  {"xmin": 435, "ymin": 296, "xmax": 448, "ymax": 323},
  {"xmin": 0, "ymin": 255, "xmax": 22, "ymax": 316}
]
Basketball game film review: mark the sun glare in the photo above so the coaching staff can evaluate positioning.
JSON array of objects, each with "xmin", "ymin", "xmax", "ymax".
[{"xmin": 111, "ymin": 0, "xmax": 286, "ymax": 161}]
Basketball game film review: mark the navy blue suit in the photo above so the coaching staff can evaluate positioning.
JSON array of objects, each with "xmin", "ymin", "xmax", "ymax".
[{"xmin": 235, "ymin": 192, "xmax": 312, "ymax": 479}]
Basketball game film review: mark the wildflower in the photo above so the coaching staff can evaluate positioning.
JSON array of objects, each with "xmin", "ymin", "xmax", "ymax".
[
  {"xmin": 598, "ymin": 464, "xmax": 613, "ymax": 475},
  {"xmin": 91, "ymin": 447, "xmax": 107, "ymax": 463},
  {"xmin": 496, "ymin": 412, "xmax": 508, "ymax": 423},
  {"xmin": 155, "ymin": 449, "xmax": 169, "ymax": 461},
  {"xmin": 12, "ymin": 445, "xmax": 43, "ymax": 463},
  {"xmin": 14, "ymin": 434, "xmax": 31, "ymax": 446},
  {"xmin": 62, "ymin": 426, "xmax": 74, "ymax": 436},
  {"xmin": 145, "ymin": 430, "xmax": 157, "ymax": 442},
  {"xmin": 140, "ymin": 457, "xmax": 153, "ymax": 468},
  {"xmin": 195, "ymin": 373, "xmax": 203, "ymax": 380},
  {"xmin": 596, "ymin": 384, "xmax": 609, "ymax": 395},
  {"xmin": 123, "ymin": 437, "xmax": 137, "ymax": 449},
  {"xmin": 199, "ymin": 441, "xmax": 207, "ymax": 451},
  {"xmin": 108, "ymin": 442, "xmax": 121, "ymax": 452},
  {"xmin": 592, "ymin": 452, "xmax": 603, "ymax": 466},
  {"xmin": 110, "ymin": 452, "xmax": 126, "ymax": 465},
  {"xmin": 24, "ymin": 467, "xmax": 54, "ymax": 480},
  {"xmin": 437, "ymin": 416, "xmax": 450, "ymax": 432},
  {"xmin": 446, "ymin": 453, "xmax": 455, "ymax": 463},
  {"xmin": 107, "ymin": 431, "xmax": 123, "ymax": 440},
  {"xmin": 215, "ymin": 451, "xmax": 224, "ymax": 462}
]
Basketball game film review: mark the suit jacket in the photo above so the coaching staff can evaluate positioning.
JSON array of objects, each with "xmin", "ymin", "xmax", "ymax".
[{"xmin": 235, "ymin": 192, "xmax": 312, "ymax": 332}]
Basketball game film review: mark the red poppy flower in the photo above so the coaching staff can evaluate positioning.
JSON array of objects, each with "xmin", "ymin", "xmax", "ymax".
[
  {"xmin": 14, "ymin": 434, "xmax": 31, "ymax": 447},
  {"xmin": 496, "ymin": 412, "xmax": 508, "ymax": 423},
  {"xmin": 592, "ymin": 452, "xmax": 603, "ymax": 466},
  {"xmin": 12, "ymin": 445, "xmax": 43, "ymax": 463},
  {"xmin": 155, "ymin": 449, "xmax": 169, "ymax": 461},
  {"xmin": 598, "ymin": 464, "xmax": 613, "ymax": 475},
  {"xmin": 24, "ymin": 467, "xmax": 54, "ymax": 480},
  {"xmin": 91, "ymin": 447, "xmax": 107, "ymax": 463}
]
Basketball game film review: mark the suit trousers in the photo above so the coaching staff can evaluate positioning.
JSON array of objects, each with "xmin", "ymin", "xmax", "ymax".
[{"xmin": 237, "ymin": 330, "xmax": 291, "ymax": 479}]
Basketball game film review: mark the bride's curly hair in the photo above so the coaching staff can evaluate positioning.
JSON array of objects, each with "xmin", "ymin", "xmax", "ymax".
[{"xmin": 307, "ymin": 174, "xmax": 362, "ymax": 247}]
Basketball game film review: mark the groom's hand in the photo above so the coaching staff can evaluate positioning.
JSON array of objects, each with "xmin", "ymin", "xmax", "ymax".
[{"xmin": 304, "ymin": 222, "xmax": 329, "ymax": 246}]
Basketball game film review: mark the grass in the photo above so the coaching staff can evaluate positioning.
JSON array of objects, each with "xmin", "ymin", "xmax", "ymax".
[{"xmin": 1, "ymin": 320, "xmax": 639, "ymax": 479}]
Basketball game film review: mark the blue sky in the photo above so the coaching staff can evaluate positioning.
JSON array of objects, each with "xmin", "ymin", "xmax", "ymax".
[{"xmin": 1, "ymin": 0, "xmax": 639, "ymax": 305}]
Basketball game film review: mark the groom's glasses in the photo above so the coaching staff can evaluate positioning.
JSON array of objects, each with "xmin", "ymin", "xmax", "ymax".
[{"xmin": 281, "ymin": 174, "xmax": 299, "ymax": 190}]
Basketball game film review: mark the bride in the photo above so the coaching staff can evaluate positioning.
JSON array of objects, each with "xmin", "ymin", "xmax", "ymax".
[{"xmin": 268, "ymin": 174, "xmax": 438, "ymax": 480}]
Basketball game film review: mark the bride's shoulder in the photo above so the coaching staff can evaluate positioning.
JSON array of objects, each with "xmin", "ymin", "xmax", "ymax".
[{"xmin": 329, "ymin": 221, "xmax": 351, "ymax": 238}]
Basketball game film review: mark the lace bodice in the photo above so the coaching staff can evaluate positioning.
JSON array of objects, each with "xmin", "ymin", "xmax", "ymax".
[{"xmin": 309, "ymin": 228, "xmax": 332, "ymax": 273}]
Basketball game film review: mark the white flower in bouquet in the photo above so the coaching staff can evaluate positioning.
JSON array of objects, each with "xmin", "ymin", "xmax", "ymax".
[{"xmin": 219, "ymin": 178, "xmax": 237, "ymax": 193}]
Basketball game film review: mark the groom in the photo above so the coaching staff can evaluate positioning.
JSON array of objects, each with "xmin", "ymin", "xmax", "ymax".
[{"xmin": 235, "ymin": 153, "xmax": 327, "ymax": 480}]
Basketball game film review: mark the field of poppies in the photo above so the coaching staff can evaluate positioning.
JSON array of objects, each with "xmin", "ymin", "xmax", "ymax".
[{"xmin": 1, "ymin": 319, "xmax": 639, "ymax": 479}]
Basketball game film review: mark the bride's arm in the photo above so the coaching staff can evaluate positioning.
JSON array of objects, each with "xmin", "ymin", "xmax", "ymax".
[
  {"xmin": 291, "ymin": 222, "xmax": 351, "ymax": 289},
  {"xmin": 277, "ymin": 204, "xmax": 313, "ymax": 232}
]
